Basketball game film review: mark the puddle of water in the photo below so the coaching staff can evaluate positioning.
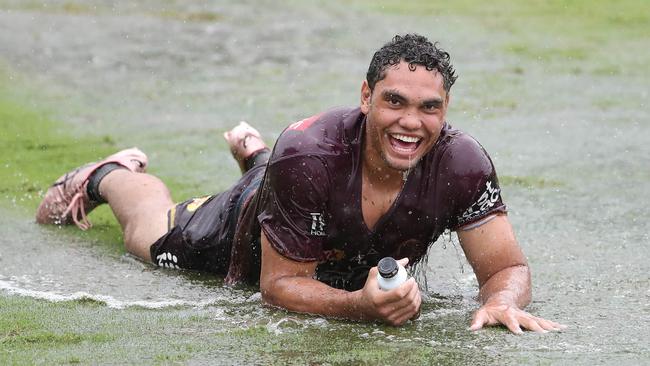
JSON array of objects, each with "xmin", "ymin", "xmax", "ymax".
[
  {"xmin": 0, "ymin": 0, "xmax": 649, "ymax": 364},
  {"xmin": 0, "ymin": 207, "xmax": 257, "ymax": 309}
]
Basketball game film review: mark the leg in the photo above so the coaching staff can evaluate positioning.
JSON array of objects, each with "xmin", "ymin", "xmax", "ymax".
[
  {"xmin": 35, "ymin": 147, "xmax": 168, "ymax": 263},
  {"xmin": 98, "ymin": 170, "xmax": 174, "ymax": 262},
  {"xmin": 36, "ymin": 123, "xmax": 269, "ymax": 267},
  {"xmin": 36, "ymin": 147, "xmax": 148, "ymax": 230},
  {"xmin": 114, "ymin": 120, "xmax": 271, "ymax": 262}
]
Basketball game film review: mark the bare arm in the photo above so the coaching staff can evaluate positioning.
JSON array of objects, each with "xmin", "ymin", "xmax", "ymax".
[
  {"xmin": 458, "ymin": 214, "xmax": 531, "ymax": 307},
  {"xmin": 458, "ymin": 214, "xmax": 565, "ymax": 333},
  {"xmin": 259, "ymin": 231, "xmax": 421, "ymax": 325}
]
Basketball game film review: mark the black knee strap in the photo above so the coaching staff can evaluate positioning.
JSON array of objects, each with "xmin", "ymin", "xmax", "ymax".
[{"xmin": 86, "ymin": 163, "xmax": 127, "ymax": 203}]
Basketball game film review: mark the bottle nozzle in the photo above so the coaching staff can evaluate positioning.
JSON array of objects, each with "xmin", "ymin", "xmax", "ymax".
[{"xmin": 378, "ymin": 257, "xmax": 399, "ymax": 279}]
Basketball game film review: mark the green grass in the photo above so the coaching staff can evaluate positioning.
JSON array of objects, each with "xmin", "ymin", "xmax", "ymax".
[
  {"xmin": 0, "ymin": 67, "xmax": 206, "ymax": 249},
  {"xmin": 0, "ymin": 297, "xmax": 113, "ymax": 364},
  {"xmin": 352, "ymin": 0, "xmax": 649, "ymax": 77},
  {"xmin": 0, "ymin": 0, "xmax": 223, "ymax": 22},
  {"xmin": 500, "ymin": 175, "xmax": 563, "ymax": 189},
  {"xmin": 0, "ymin": 72, "xmax": 130, "ymax": 247},
  {"xmin": 157, "ymin": 9, "xmax": 223, "ymax": 22},
  {"xmin": 0, "ymin": 90, "xmax": 115, "ymax": 213},
  {"xmin": 0, "ymin": 68, "xmax": 495, "ymax": 365},
  {"xmin": 352, "ymin": 0, "xmax": 650, "ymax": 36},
  {"xmin": 1, "ymin": 0, "xmax": 647, "ymax": 364},
  {"xmin": 0, "ymin": 294, "xmax": 497, "ymax": 365}
]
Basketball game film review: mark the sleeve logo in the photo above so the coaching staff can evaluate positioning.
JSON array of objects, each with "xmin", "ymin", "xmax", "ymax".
[
  {"xmin": 460, "ymin": 180, "xmax": 500, "ymax": 223},
  {"xmin": 288, "ymin": 113, "xmax": 323, "ymax": 131},
  {"xmin": 310, "ymin": 212, "xmax": 327, "ymax": 236}
]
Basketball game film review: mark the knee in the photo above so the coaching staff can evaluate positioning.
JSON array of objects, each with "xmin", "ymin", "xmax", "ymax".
[{"xmin": 123, "ymin": 225, "xmax": 157, "ymax": 262}]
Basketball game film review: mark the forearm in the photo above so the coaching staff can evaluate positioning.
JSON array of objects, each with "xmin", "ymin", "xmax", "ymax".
[
  {"xmin": 478, "ymin": 264, "xmax": 531, "ymax": 309},
  {"xmin": 261, "ymin": 275, "xmax": 366, "ymax": 320}
]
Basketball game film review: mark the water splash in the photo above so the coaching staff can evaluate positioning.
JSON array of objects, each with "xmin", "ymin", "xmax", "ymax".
[{"xmin": 0, "ymin": 278, "xmax": 257, "ymax": 310}]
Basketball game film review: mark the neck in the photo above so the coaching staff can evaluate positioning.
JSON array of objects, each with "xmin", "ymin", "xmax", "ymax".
[{"xmin": 362, "ymin": 154, "xmax": 405, "ymax": 189}]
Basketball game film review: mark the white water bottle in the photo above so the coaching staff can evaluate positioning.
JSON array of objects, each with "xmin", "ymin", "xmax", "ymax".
[{"xmin": 377, "ymin": 257, "xmax": 408, "ymax": 291}]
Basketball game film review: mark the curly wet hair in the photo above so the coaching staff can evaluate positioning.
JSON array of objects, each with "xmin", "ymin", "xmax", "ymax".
[{"xmin": 366, "ymin": 34, "xmax": 457, "ymax": 92}]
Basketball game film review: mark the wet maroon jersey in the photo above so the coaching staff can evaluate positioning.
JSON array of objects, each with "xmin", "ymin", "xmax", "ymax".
[{"xmin": 248, "ymin": 107, "xmax": 506, "ymax": 290}]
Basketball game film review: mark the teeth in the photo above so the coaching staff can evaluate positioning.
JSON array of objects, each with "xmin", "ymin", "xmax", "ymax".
[{"xmin": 391, "ymin": 134, "xmax": 421, "ymax": 143}]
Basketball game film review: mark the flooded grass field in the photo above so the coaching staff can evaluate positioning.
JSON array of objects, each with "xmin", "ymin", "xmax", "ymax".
[{"xmin": 1, "ymin": 0, "xmax": 648, "ymax": 364}]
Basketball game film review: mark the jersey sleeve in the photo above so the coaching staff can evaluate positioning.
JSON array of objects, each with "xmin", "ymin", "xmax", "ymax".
[
  {"xmin": 441, "ymin": 134, "xmax": 508, "ymax": 230},
  {"xmin": 256, "ymin": 154, "xmax": 330, "ymax": 262}
]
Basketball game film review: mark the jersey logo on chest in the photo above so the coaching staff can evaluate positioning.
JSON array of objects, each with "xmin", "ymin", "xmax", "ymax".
[{"xmin": 310, "ymin": 212, "xmax": 327, "ymax": 236}]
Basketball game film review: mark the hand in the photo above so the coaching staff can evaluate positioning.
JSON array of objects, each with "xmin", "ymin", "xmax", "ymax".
[
  {"xmin": 358, "ymin": 258, "xmax": 421, "ymax": 326},
  {"xmin": 470, "ymin": 302, "xmax": 566, "ymax": 334}
]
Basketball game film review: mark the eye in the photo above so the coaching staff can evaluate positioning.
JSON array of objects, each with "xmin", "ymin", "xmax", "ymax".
[
  {"xmin": 423, "ymin": 103, "xmax": 441, "ymax": 113},
  {"xmin": 388, "ymin": 95, "xmax": 401, "ymax": 106}
]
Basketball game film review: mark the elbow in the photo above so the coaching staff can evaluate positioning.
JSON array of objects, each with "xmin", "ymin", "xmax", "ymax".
[
  {"xmin": 259, "ymin": 276, "xmax": 286, "ymax": 308},
  {"xmin": 259, "ymin": 279, "xmax": 277, "ymax": 306},
  {"xmin": 260, "ymin": 288, "xmax": 278, "ymax": 306}
]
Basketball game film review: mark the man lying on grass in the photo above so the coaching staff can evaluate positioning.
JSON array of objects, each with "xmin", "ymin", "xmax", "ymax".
[{"xmin": 36, "ymin": 33, "xmax": 564, "ymax": 334}]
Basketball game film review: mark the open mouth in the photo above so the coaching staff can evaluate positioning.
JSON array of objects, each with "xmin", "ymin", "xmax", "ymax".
[{"xmin": 388, "ymin": 133, "xmax": 422, "ymax": 154}]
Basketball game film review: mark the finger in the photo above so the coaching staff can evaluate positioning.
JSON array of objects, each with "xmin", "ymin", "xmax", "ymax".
[
  {"xmin": 396, "ymin": 257, "xmax": 409, "ymax": 267},
  {"xmin": 470, "ymin": 309, "xmax": 489, "ymax": 331},
  {"xmin": 397, "ymin": 278, "xmax": 420, "ymax": 304},
  {"xmin": 408, "ymin": 285, "xmax": 422, "ymax": 320},
  {"xmin": 379, "ymin": 280, "xmax": 420, "ymax": 323},
  {"xmin": 403, "ymin": 277, "xmax": 419, "ymax": 295},
  {"xmin": 368, "ymin": 283, "xmax": 410, "ymax": 313},
  {"xmin": 396, "ymin": 277, "xmax": 418, "ymax": 301},
  {"xmin": 518, "ymin": 315, "xmax": 548, "ymax": 333},
  {"xmin": 368, "ymin": 265, "xmax": 379, "ymax": 277},
  {"xmin": 361, "ymin": 267, "xmax": 392, "ymax": 310},
  {"xmin": 409, "ymin": 282, "xmax": 422, "ymax": 309},
  {"xmin": 501, "ymin": 313, "xmax": 524, "ymax": 335},
  {"xmin": 410, "ymin": 312, "xmax": 421, "ymax": 321},
  {"xmin": 389, "ymin": 304, "xmax": 416, "ymax": 324},
  {"xmin": 546, "ymin": 319, "xmax": 567, "ymax": 330},
  {"xmin": 537, "ymin": 317, "xmax": 567, "ymax": 331},
  {"xmin": 410, "ymin": 305, "xmax": 422, "ymax": 320},
  {"xmin": 411, "ymin": 281, "xmax": 421, "ymax": 312},
  {"xmin": 364, "ymin": 266, "xmax": 380, "ymax": 290},
  {"xmin": 391, "ymin": 282, "xmax": 421, "ymax": 318},
  {"xmin": 389, "ymin": 311, "xmax": 414, "ymax": 326},
  {"xmin": 381, "ymin": 277, "xmax": 417, "ymax": 303},
  {"xmin": 388, "ymin": 298, "xmax": 420, "ymax": 326}
]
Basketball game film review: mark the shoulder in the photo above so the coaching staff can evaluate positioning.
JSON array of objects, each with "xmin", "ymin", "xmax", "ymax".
[
  {"xmin": 271, "ymin": 107, "xmax": 364, "ymax": 162},
  {"xmin": 435, "ymin": 124, "xmax": 495, "ymax": 179},
  {"xmin": 286, "ymin": 106, "xmax": 361, "ymax": 133},
  {"xmin": 429, "ymin": 124, "xmax": 506, "ymax": 229}
]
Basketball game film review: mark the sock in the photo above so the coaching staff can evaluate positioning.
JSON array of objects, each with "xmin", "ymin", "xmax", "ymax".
[
  {"xmin": 86, "ymin": 163, "xmax": 127, "ymax": 203},
  {"xmin": 244, "ymin": 148, "xmax": 271, "ymax": 172}
]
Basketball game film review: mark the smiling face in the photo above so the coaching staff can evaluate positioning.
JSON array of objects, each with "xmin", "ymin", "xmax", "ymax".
[{"xmin": 361, "ymin": 61, "xmax": 450, "ymax": 173}]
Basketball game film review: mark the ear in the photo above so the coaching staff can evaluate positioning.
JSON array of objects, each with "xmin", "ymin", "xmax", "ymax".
[{"xmin": 360, "ymin": 80, "xmax": 372, "ymax": 114}]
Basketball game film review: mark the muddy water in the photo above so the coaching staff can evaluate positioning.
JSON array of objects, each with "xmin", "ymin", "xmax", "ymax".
[{"xmin": 1, "ymin": 0, "xmax": 648, "ymax": 364}]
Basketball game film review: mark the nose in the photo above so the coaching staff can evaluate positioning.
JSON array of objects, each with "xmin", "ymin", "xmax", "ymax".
[{"xmin": 398, "ymin": 109, "xmax": 421, "ymax": 130}]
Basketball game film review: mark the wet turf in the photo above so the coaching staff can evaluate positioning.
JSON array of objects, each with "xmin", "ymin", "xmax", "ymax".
[
  {"xmin": 0, "ymin": 62, "xmax": 499, "ymax": 366},
  {"xmin": 1, "ymin": 0, "xmax": 649, "ymax": 364}
]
